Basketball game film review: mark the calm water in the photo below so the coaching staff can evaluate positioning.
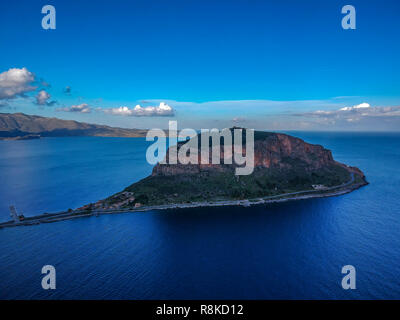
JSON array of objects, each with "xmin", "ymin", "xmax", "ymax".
[{"xmin": 0, "ymin": 133, "xmax": 399, "ymax": 299}]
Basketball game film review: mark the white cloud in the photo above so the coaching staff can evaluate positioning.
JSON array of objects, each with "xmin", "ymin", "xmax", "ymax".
[
  {"xmin": 305, "ymin": 103, "xmax": 400, "ymax": 118},
  {"xmin": 104, "ymin": 102, "xmax": 174, "ymax": 117},
  {"xmin": 106, "ymin": 106, "xmax": 132, "ymax": 116},
  {"xmin": 35, "ymin": 90, "xmax": 51, "ymax": 105},
  {"xmin": 58, "ymin": 103, "xmax": 91, "ymax": 113},
  {"xmin": 0, "ymin": 67, "xmax": 36, "ymax": 99},
  {"xmin": 295, "ymin": 102, "xmax": 400, "ymax": 128},
  {"xmin": 339, "ymin": 102, "xmax": 370, "ymax": 111}
]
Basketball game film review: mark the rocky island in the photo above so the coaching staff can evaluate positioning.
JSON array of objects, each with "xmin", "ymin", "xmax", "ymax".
[
  {"xmin": 89, "ymin": 130, "xmax": 367, "ymax": 210},
  {"xmin": 0, "ymin": 130, "xmax": 368, "ymax": 228}
]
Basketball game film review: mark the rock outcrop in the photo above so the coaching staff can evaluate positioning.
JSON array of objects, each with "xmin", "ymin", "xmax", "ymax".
[
  {"xmin": 152, "ymin": 132, "xmax": 337, "ymax": 176},
  {"xmin": 97, "ymin": 130, "xmax": 367, "ymax": 208}
]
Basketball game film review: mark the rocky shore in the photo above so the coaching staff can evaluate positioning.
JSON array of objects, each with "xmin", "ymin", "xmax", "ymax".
[{"xmin": 0, "ymin": 170, "xmax": 367, "ymax": 229}]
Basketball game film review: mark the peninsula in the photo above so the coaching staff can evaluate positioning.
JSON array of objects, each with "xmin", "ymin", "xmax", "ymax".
[
  {"xmin": 0, "ymin": 112, "xmax": 147, "ymax": 139},
  {"xmin": 0, "ymin": 130, "xmax": 368, "ymax": 228}
]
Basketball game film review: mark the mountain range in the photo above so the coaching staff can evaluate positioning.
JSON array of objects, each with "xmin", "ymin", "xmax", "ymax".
[{"xmin": 0, "ymin": 112, "xmax": 147, "ymax": 139}]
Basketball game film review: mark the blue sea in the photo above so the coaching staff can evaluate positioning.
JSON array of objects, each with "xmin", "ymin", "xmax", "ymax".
[{"xmin": 0, "ymin": 132, "xmax": 399, "ymax": 299}]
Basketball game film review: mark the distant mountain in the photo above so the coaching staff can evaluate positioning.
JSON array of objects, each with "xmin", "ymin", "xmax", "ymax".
[{"xmin": 0, "ymin": 113, "xmax": 147, "ymax": 139}]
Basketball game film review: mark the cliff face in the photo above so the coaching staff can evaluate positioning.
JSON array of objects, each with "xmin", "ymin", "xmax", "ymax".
[
  {"xmin": 254, "ymin": 133, "xmax": 334, "ymax": 169},
  {"xmin": 152, "ymin": 133, "xmax": 335, "ymax": 176}
]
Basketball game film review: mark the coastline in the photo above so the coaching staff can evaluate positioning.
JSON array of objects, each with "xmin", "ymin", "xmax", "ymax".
[{"xmin": 0, "ymin": 174, "xmax": 368, "ymax": 229}]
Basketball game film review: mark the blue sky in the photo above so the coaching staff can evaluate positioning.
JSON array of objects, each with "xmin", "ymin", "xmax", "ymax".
[{"xmin": 0, "ymin": 0, "xmax": 400, "ymax": 130}]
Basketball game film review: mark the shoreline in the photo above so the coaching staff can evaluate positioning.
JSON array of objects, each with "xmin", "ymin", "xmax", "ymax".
[{"xmin": 0, "ymin": 175, "xmax": 367, "ymax": 229}]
